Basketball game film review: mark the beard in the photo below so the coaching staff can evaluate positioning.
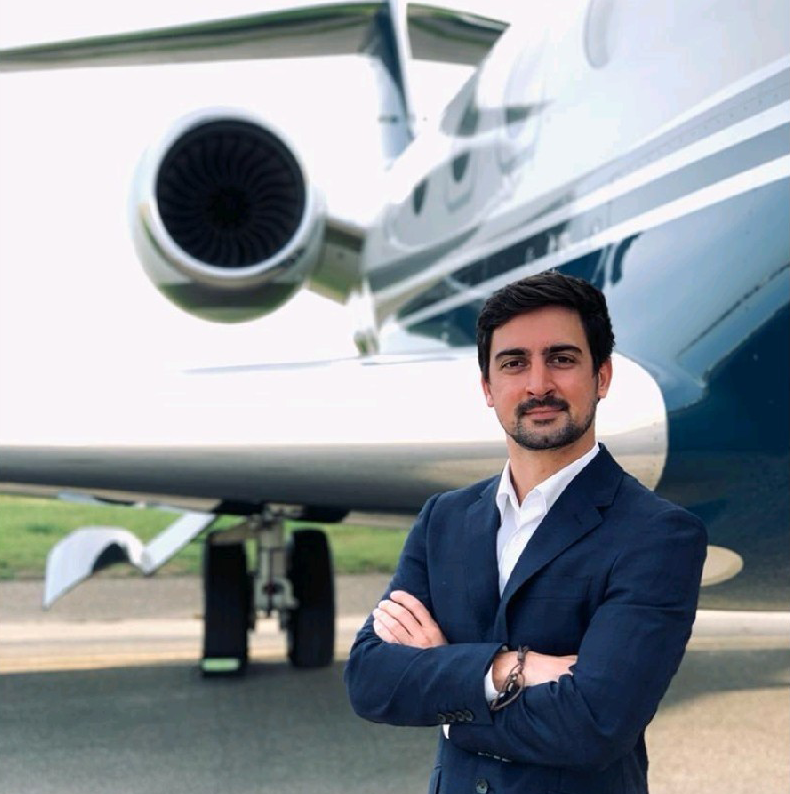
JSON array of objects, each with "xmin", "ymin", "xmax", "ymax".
[{"xmin": 508, "ymin": 393, "xmax": 597, "ymax": 451}]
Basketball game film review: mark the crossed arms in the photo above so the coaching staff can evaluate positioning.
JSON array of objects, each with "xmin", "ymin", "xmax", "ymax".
[
  {"xmin": 344, "ymin": 493, "xmax": 707, "ymax": 771},
  {"xmin": 372, "ymin": 589, "xmax": 577, "ymax": 692}
]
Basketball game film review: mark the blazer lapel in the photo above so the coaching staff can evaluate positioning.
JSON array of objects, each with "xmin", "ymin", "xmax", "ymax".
[
  {"xmin": 463, "ymin": 477, "xmax": 501, "ymax": 639},
  {"xmin": 493, "ymin": 446, "xmax": 623, "ymax": 637}
]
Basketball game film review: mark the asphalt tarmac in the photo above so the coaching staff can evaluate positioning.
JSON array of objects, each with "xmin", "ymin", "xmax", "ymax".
[{"xmin": 1, "ymin": 575, "xmax": 788, "ymax": 794}]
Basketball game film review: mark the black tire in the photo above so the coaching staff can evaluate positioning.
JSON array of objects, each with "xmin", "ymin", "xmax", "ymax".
[
  {"xmin": 201, "ymin": 535, "xmax": 250, "ymax": 676},
  {"xmin": 247, "ymin": 571, "xmax": 257, "ymax": 632},
  {"xmin": 286, "ymin": 528, "xmax": 335, "ymax": 668}
]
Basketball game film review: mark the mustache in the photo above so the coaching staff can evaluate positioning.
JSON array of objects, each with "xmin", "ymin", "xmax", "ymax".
[{"xmin": 517, "ymin": 396, "xmax": 569, "ymax": 416}]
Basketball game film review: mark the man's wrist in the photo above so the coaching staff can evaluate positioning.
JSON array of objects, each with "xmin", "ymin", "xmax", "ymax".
[
  {"xmin": 491, "ymin": 649, "xmax": 519, "ymax": 689},
  {"xmin": 490, "ymin": 646, "xmax": 529, "ymax": 712},
  {"xmin": 484, "ymin": 665, "xmax": 498, "ymax": 703}
]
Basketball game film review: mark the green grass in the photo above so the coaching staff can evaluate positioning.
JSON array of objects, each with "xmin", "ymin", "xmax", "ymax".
[{"xmin": 0, "ymin": 495, "xmax": 407, "ymax": 580}]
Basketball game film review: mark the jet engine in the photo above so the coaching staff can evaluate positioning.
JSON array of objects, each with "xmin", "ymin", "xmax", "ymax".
[{"xmin": 131, "ymin": 109, "xmax": 325, "ymax": 322}]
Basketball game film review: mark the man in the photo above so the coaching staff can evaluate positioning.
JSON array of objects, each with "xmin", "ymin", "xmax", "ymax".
[{"xmin": 344, "ymin": 272, "xmax": 707, "ymax": 794}]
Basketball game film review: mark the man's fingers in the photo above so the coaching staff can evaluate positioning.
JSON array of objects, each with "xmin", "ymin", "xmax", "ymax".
[
  {"xmin": 373, "ymin": 607, "xmax": 416, "ymax": 643},
  {"xmin": 523, "ymin": 650, "xmax": 580, "ymax": 685},
  {"xmin": 389, "ymin": 591, "xmax": 433, "ymax": 627},
  {"xmin": 375, "ymin": 591, "xmax": 447, "ymax": 648},
  {"xmin": 373, "ymin": 618, "xmax": 398, "ymax": 644},
  {"xmin": 378, "ymin": 599, "xmax": 423, "ymax": 634}
]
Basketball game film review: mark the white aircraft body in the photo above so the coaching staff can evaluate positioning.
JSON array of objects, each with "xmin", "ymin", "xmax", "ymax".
[{"xmin": 0, "ymin": 0, "xmax": 787, "ymax": 672}]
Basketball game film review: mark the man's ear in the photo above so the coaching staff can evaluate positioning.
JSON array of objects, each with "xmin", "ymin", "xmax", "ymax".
[
  {"xmin": 597, "ymin": 358, "xmax": 613, "ymax": 400},
  {"xmin": 481, "ymin": 373, "xmax": 494, "ymax": 407}
]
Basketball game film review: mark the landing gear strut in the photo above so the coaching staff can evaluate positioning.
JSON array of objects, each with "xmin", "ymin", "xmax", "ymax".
[{"xmin": 201, "ymin": 509, "xmax": 335, "ymax": 676}]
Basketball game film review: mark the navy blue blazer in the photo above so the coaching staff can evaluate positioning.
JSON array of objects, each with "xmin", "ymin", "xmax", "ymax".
[{"xmin": 345, "ymin": 447, "xmax": 707, "ymax": 794}]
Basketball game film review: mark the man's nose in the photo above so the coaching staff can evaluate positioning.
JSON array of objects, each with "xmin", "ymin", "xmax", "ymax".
[{"xmin": 524, "ymin": 361, "xmax": 554, "ymax": 396}]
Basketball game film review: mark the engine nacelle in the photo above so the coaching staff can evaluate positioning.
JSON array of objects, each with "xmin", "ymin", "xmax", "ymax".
[{"xmin": 131, "ymin": 109, "xmax": 325, "ymax": 322}]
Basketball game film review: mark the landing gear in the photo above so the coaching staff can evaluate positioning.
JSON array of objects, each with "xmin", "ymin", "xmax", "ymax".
[
  {"xmin": 201, "ymin": 534, "xmax": 252, "ymax": 676},
  {"xmin": 286, "ymin": 529, "xmax": 335, "ymax": 668},
  {"xmin": 200, "ymin": 510, "xmax": 335, "ymax": 676}
]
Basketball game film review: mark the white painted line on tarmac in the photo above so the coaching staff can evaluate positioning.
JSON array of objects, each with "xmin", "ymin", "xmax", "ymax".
[
  {"xmin": 0, "ymin": 614, "xmax": 368, "ymax": 643},
  {"xmin": 691, "ymin": 610, "xmax": 790, "ymax": 637},
  {"xmin": 2, "ymin": 611, "xmax": 786, "ymax": 675}
]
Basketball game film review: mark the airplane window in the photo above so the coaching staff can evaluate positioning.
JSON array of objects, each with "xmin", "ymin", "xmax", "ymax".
[
  {"xmin": 457, "ymin": 102, "xmax": 479, "ymax": 138},
  {"xmin": 452, "ymin": 152, "xmax": 470, "ymax": 182},
  {"xmin": 449, "ymin": 100, "xmax": 478, "ymax": 183},
  {"xmin": 584, "ymin": 0, "xmax": 619, "ymax": 68},
  {"xmin": 505, "ymin": 105, "xmax": 532, "ymax": 139},
  {"xmin": 412, "ymin": 179, "xmax": 428, "ymax": 215}
]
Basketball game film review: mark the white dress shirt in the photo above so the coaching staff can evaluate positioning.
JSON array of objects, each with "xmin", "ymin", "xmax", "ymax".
[
  {"xmin": 483, "ymin": 443, "xmax": 600, "ymax": 703},
  {"xmin": 442, "ymin": 443, "xmax": 601, "ymax": 736}
]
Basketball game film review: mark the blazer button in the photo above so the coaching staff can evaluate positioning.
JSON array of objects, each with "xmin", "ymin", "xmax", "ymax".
[
  {"xmin": 446, "ymin": 712, "xmax": 456, "ymax": 723},
  {"xmin": 463, "ymin": 709, "xmax": 474, "ymax": 722},
  {"xmin": 475, "ymin": 778, "xmax": 489, "ymax": 794},
  {"xmin": 454, "ymin": 711, "xmax": 466, "ymax": 722},
  {"xmin": 437, "ymin": 713, "xmax": 446, "ymax": 724}
]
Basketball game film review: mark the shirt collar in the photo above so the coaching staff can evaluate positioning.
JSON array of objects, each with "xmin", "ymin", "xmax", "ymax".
[{"xmin": 495, "ymin": 442, "xmax": 600, "ymax": 519}]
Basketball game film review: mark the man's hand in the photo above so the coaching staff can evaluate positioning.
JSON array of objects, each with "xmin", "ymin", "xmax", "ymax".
[
  {"xmin": 492, "ymin": 649, "xmax": 577, "ymax": 690},
  {"xmin": 372, "ymin": 590, "xmax": 447, "ymax": 648}
]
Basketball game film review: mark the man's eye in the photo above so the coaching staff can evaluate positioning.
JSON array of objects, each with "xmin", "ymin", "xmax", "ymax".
[
  {"xmin": 501, "ymin": 359, "xmax": 525, "ymax": 369},
  {"xmin": 550, "ymin": 355, "xmax": 575, "ymax": 365}
]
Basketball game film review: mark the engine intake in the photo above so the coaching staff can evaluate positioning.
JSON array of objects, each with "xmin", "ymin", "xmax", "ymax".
[{"xmin": 132, "ymin": 110, "xmax": 324, "ymax": 322}]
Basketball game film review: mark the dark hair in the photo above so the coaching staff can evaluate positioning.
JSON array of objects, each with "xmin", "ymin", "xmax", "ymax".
[{"xmin": 476, "ymin": 271, "xmax": 615, "ymax": 379}]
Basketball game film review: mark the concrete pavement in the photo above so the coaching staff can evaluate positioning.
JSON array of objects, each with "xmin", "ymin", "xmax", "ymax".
[{"xmin": 1, "ymin": 575, "xmax": 788, "ymax": 794}]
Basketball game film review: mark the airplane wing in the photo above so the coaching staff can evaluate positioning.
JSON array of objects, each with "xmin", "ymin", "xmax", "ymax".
[
  {"xmin": 0, "ymin": 2, "xmax": 507, "ymax": 70},
  {"xmin": 0, "ymin": 350, "xmax": 667, "ymax": 513}
]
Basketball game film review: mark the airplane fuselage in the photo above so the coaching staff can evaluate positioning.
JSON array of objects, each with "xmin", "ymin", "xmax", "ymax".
[{"xmin": 363, "ymin": 2, "xmax": 790, "ymax": 609}]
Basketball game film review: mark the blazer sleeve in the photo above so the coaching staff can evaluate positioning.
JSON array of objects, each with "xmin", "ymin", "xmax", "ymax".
[
  {"xmin": 344, "ymin": 493, "xmax": 502, "ymax": 727},
  {"xmin": 448, "ymin": 506, "xmax": 707, "ymax": 771}
]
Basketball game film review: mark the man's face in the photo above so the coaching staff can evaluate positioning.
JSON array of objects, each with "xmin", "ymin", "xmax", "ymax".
[{"xmin": 481, "ymin": 306, "xmax": 612, "ymax": 452}]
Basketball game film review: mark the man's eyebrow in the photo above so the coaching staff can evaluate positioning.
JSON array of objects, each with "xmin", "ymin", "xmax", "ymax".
[
  {"xmin": 493, "ymin": 344, "xmax": 583, "ymax": 360},
  {"xmin": 494, "ymin": 347, "xmax": 529, "ymax": 360},
  {"xmin": 545, "ymin": 344, "xmax": 583, "ymax": 356}
]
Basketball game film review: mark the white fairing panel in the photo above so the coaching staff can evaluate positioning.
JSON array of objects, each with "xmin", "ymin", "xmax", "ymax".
[
  {"xmin": 44, "ymin": 527, "xmax": 145, "ymax": 608},
  {"xmin": 43, "ymin": 513, "xmax": 215, "ymax": 607}
]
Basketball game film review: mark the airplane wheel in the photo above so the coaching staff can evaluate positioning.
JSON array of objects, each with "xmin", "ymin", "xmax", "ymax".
[
  {"xmin": 286, "ymin": 528, "xmax": 335, "ymax": 668},
  {"xmin": 201, "ymin": 535, "xmax": 250, "ymax": 676}
]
